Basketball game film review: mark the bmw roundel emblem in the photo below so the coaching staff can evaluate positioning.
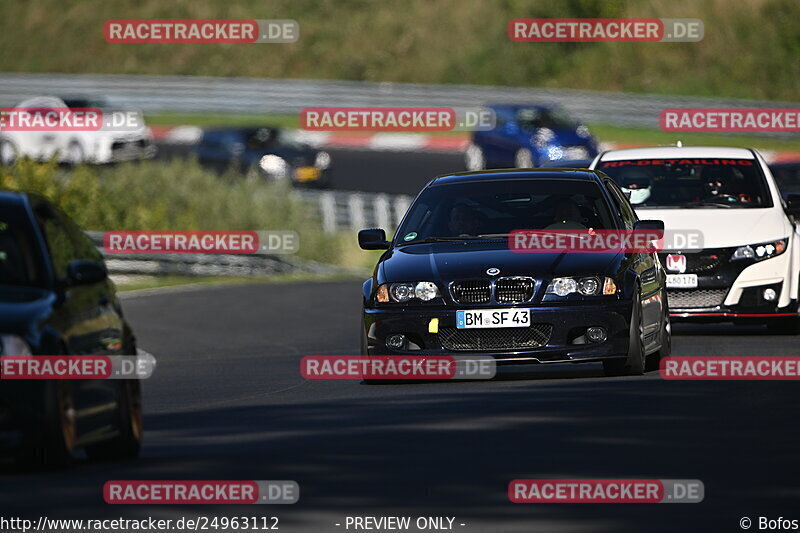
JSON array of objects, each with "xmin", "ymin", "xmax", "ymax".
[{"xmin": 486, "ymin": 267, "xmax": 500, "ymax": 276}]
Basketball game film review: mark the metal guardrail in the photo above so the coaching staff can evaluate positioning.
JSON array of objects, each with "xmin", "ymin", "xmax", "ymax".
[
  {"xmin": 84, "ymin": 188, "xmax": 410, "ymax": 277},
  {"xmin": 2, "ymin": 73, "xmax": 799, "ymax": 131},
  {"xmin": 295, "ymin": 189, "xmax": 412, "ymax": 233},
  {"xmin": 86, "ymin": 231, "xmax": 359, "ymax": 277}
]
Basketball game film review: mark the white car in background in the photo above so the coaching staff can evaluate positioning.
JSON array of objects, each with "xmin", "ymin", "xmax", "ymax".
[
  {"xmin": 0, "ymin": 96, "xmax": 155, "ymax": 165},
  {"xmin": 591, "ymin": 145, "xmax": 800, "ymax": 333}
]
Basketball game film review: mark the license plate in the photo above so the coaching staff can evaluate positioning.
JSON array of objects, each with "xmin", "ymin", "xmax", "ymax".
[
  {"xmin": 456, "ymin": 309, "xmax": 531, "ymax": 329},
  {"xmin": 294, "ymin": 166, "xmax": 321, "ymax": 182},
  {"xmin": 667, "ymin": 274, "xmax": 698, "ymax": 289}
]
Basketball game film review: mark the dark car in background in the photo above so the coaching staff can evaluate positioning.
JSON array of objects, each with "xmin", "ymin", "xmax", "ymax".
[
  {"xmin": 465, "ymin": 104, "xmax": 599, "ymax": 171},
  {"xmin": 0, "ymin": 192, "xmax": 141, "ymax": 466},
  {"xmin": 769, "ymin": 161, "xmax": 800, "ymax": 201},
  {"xmin": 194, "ymin": 127, "xmax": 332, "ymax": 187},
  {"xmin": 359, "ymin": 169, "xmax": 670, "ymax": 377}
]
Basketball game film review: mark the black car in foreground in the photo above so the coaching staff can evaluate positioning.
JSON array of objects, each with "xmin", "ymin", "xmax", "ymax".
[
  {"xmin": 194, "ymin": 127, "xmax": 332, "ymax": 187},
  {"xmin": 359, "ymin": 169, "xmax": 670, "ymax": 377},
  {"xmin": 0, "ymin": 192, "xmax": 141, "ymax": 466}
]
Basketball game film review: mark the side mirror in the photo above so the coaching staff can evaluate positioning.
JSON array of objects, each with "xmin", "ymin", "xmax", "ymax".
[
  {"xmin": 67, "ymin": 260, "xmax": 107, "ymax": 286},
  {"xmin": 786, "ymin": 194, "xmax": 800, "ymax": 217},
  {"xmin": 634, "ymin": 219, "xmax": 664, "ymax": 232},
  {"xmin": 358, "ymin": 228, "xmax": 390, "ymax": 250}
]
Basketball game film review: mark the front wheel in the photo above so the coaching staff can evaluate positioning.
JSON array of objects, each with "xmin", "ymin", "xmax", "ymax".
[
  {"xmin": 86, "ymin": 380, "xmax": 143, "ymax": 461},
  {"xmin": 604, "ymin": 291, "xmax": 645, "ymax": 377},
  {"xmin": 19, "ymin": 381, "xmax": 76, "ymax": 468}
]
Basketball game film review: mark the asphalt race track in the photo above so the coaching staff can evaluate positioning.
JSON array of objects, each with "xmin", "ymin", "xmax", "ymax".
[{"xmin": 1, "ymin": 280, "xmax": 799, "ymax": 532}]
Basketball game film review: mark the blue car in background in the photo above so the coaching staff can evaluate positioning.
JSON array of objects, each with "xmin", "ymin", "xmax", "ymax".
[
  {"xmin": 194, "ymin": 127, "xmax": 332, "ymax": 188},
  {"xmin": 465, "ymin": 104, "xmax": 599, "ymax": 171}
]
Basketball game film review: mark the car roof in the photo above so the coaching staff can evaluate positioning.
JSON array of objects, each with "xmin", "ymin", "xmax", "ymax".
[
  {"xmin": 430, "ymin": 168, "xmax": 605, "ymax": 186},
  {"xmin": 0, "ymin": 191, "xmax": 30, "ymax": 206},
  {"xmin": 599, "ymin": 145, "xmax": 756, "ymax": 161}
]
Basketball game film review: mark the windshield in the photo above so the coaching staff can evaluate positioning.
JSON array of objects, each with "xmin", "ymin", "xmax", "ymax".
[
  {"xmin": 516, "ymin": 107, "xmax": 575, "ymax": 131},
  {"xmin": 597, "ymin": 158, "xmax": 772, "ymax": 208},
  {"xmin": 395, "ymin": 178, "xmax": 616, "ymax": 243},
  {"xmin": 0, "ymin": 212, "xmax": 46, "ymax": 287}
]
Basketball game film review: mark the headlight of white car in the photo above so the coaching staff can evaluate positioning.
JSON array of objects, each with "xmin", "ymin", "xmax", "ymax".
[{"xmin": 731, "ymin": 238, "xmax": 788, "ymax": 262}]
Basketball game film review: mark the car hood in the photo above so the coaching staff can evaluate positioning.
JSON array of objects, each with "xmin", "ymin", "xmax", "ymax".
[
  {"xmin": 380, "ymin": 241, "xmax": 622, "ymax": 283},
  {"xmin": 634, "ymin": 207, "xmax": 792, "ymax": 250},
  {"xmin": 0, "ymin": 286, "xmax": 56, "ymax": 338}
]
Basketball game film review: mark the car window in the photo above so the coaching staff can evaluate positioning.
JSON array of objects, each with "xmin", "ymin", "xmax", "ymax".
[
  {"xmin": 35, "ymin": 206, "xmax": 76, "ymax": 280},
  {"xmin": 396, "ymin": 178, "xmax": 617, "ymax": 242},
  {"xmin": 0, "ymin": 212, "xmax": 46, "ymax": 287},
  {"xmin": 605, "ymin": 179, "xmax": 638, "ymax": 229},
  {"xmin": 598, "ymin": 158, "xmax": 772, "ymax": 208}
]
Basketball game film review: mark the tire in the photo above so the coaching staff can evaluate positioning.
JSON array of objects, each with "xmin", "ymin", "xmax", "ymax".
[
  {"xmin": 19, "ymin": 380, "xmax": 76, "ymax": 468},
  {"xmin": 465, "ymin": 144, "xmax": 486, "ymax": 171},
  {"xmin": 604, "ymin": 289, "xmax": 645, "ymax": 377},
  {"xmin": 0, "ymin": 138, "xmax": 18, "ymax": 165},
  {"xmin": 65, "ymin": 141, "xmax": 85, "ymax": 165},
  {"xmin": 86, "ymin": 379, "xmax": 143, "ymax": 461},
  {"xmin": 514, "ymin": 148, "xmax": 534, "ymax": 169},
  {"xmin": 647, "ymin": 290, "xmax": 672, "ymax": 372}
]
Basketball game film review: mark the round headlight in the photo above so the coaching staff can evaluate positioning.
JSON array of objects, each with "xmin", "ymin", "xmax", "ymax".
[
  {"xmin": 415, "ymin": 281, "xmax": 439, "ymax": 301},
  {"xmin": 390, "ymin": 283, "xmax": 415, "ymax": 302},
  {"xmin": 578, "ymin": 277, "xmax": 599, "ymax": 295},
  {"xmin": 552, "ymin": 278, "xmax": 577, "ymax": 297}
]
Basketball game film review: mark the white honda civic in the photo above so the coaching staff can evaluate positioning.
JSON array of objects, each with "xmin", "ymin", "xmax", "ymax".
[{"xmin": 590, "ymin": 145, "xmax": 800, "ymax": 333}]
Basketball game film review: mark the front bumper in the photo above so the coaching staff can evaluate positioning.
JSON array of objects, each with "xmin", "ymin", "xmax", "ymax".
[
  {"xmin": 363, "ymin": 301, "xmax": 632, "ymax": 364},
  {"xmin": 665, "ymin": 249, "xmax": 798, "ymax": 321}
]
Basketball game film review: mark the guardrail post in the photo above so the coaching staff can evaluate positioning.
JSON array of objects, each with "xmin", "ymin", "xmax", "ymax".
[
  {"xmin": 320, "ymin": 192, "xmax": 337, "ymax": 233},
  {"xmin": 393, "ymin": 196, "xmax": 411, "ymax": 228},
  {"xmin": 374, "ymin": 194, "xmax": 391, "ymax": 230},
  {"xmin": 348, "ymin": 194, "xmax": 366, "ymax": 231}
]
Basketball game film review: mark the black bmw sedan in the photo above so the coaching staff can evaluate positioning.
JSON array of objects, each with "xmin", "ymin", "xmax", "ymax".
[
  {"xmin": 359, "ymin": 169, "xmax": 670, "ymax": 377},
  {"xmin": 0, "ymin": 192, "xmax": 141, "ymax": 466}
]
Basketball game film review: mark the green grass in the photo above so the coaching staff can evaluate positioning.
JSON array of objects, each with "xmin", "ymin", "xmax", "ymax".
[
  {"xmin": 1, "ymin": 0, "xmax": 798, "ymax": 101},
  {"xmin": 0, "ymin": 157, "xmax": 354, "ymax": 265}
]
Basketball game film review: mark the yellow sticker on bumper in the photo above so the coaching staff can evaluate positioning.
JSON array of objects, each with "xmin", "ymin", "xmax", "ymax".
[{"xmin": 428, "ymin": 318, "xmax": 439, "ymax": 334}]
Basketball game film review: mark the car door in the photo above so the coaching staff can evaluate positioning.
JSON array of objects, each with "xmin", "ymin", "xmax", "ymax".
[
  {"xmin": 604, "ymin": 179, "xmax": 664, "ymax": 345},
  {"xmin": 33, "ymin": 201, "xmax": 121, "ymax": 437}
]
